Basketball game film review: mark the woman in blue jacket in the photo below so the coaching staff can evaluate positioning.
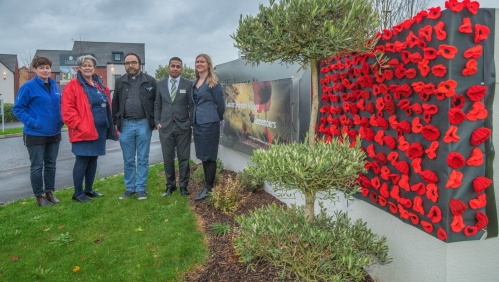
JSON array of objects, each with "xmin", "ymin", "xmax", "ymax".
[
  {"xmin": 13, "ymin": 56, "xmax": 64, "ymax": 206},
  {"xmin": 191, "ymin": 54, "xmax": 225, "ymax": 201}
]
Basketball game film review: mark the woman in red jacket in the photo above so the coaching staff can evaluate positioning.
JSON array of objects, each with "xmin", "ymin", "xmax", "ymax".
[{"xmin": 62, "ymin": 55, "xmax": 117, "ymax": 202}]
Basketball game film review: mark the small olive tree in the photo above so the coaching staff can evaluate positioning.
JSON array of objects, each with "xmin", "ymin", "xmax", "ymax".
[{"xmin": 232, "ymin": 0, "xmax": 379, "ymax": 147}]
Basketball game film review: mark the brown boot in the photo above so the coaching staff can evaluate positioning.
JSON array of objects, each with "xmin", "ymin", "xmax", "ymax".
[
  {"xmin": 36, "ymin": 195, "xmax": 54, "ymax": 207},
  {"xmin": 45, "ymin": 191, "xmax": 60, "ymax": 204}
]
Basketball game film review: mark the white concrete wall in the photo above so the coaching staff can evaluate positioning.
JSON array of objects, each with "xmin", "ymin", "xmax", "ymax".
[
  {"xmin": 0, "ymin": 63, "xmax": 14, "ymax": 104},
  {"xmin": 107, "ymin": 64, "xmax": 126, "ymax": 91},
  {"xmin": 213, "ymin": 10, "xmax": 499, "ymax": 280}
]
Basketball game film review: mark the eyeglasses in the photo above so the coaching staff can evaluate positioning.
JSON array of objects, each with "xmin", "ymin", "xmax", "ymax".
[{"xmin": 124, "ymin": 61, "xmax": 139, "ymax": 66}]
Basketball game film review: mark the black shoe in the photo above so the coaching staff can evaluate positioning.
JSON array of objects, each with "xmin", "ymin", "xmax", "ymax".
[
  {"xmin": 36, "ymin": 195, "xmax": 54, "ymax": 206},
  {"xmin": 72, "ymin": 194, "xmax": 93, "ymax": 202},
  {"xmin": 194, "ymin": 185, "xmax": 212, "ymax": 201},
  {"xmin": 180, "ymin": 187, "xmax": 190, "ymax": 196},
  {"xmin": 45, "ymin": 191, "xmax": 60, "ymax": 204},
  {"xmin": 84, "ymin": 190, "xmax": 104, "ymax": 197},
  {"xmin": 161, "ymin": 186, "xmax": 177, "ymax": 197}
]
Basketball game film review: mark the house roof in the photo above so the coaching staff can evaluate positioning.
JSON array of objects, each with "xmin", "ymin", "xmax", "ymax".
[
  {"xmin": 0, "ymin": 54, "xmax": 17, "ymax": 73},
  {"xmin": 33, "ymin": 49, "xmax": 72, "ymax": 72},
  {"xmin": 72, "ymin": 41, "xmax": 145, "ymax": 66}
]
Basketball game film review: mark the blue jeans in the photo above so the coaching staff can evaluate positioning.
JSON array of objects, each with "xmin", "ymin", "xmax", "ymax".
[
  {"xmin": 26, "ymin": 141, "xmax": 60, "ymax": 196},
  {"xmin": 119, "ymin": 119, "xmax": 152, "ymax": 192}
]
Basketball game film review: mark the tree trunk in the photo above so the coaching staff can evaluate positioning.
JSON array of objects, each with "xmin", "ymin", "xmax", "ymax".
[
  {"xmin": 304, "ymin": 191, "xmax": 315, "ymax": 222},
  {"xmin": 308, "ymin": 59, "xmax": 319, "ymax": 148}
]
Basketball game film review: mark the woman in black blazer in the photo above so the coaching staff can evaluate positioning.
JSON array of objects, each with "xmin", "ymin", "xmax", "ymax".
[{"xmin": 191, "ymin": 54, "xmax": 225, "ymax": 201}]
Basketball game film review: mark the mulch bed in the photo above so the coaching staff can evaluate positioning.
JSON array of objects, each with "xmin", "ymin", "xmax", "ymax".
[{"xmin": 182, "ymin": 167, "xmax": 374, "ymax": 282}]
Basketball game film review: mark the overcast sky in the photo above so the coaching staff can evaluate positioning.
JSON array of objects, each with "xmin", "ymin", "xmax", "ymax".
[{"xmin": 1, "ymin": 0, "xmax": 498, "ymax": 75}]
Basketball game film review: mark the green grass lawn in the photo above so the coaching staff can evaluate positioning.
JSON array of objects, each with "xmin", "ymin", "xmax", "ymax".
[
  {"xmin": 0, "ymin": 127, "xmax": 23, "ymax": 135},
  {"xmin": 0, "ymin": 164, "xmax": 208, "ymax": 281}
]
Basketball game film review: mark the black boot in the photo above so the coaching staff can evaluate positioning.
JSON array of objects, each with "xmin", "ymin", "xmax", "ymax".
[
  {"xmin": 45, "ymin": 191, "xmax": 60, "ymax": 204},
  {"xmin": 36, "ymin": 195, "xmax": 54, "ymax": 207},
  {"xmin": 194, "ymin": 184, "xmax": 212, "ymax": 201},
  {"xmin": 180, "ymin": 187, "xmax": 190, "ymax": 196}
]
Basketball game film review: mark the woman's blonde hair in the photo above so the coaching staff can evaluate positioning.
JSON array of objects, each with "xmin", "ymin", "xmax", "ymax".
[{"xmin": 195, "ymin": 54, "xmax": 218, "ymax": 88}]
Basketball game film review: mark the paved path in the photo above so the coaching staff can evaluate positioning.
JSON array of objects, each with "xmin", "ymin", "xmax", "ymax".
[{"xmin": 0, "ymin": 130, "xmax": 163, "ymax": 203}]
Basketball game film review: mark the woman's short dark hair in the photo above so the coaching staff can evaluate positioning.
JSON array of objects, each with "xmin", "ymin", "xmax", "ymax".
[
  {"xmin": 31, "ymin": 56, "xmax": 52, "ymax": 69},
  {"xmin": 124, "ymin": 52, "xmax": 141, "ymax": 65}
]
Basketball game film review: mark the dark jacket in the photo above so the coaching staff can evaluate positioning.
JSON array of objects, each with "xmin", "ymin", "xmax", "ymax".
[
  {"xmin": 154, "ymin": 76, "xmax": 193, "ymax": 131},
  {"xmin": 191, "ymin": 79, "xmax": 225, "ymax": 125},
  {"xmin": 112, "ymin": 72, "xmax": 157, "ymax": 132},
  {"xmin": 13, "ymin": 76, "xmax": 63, "ymax": 136},
  {"xmin": 62, "ymin": 72, "xmax": 117, "ymax": 142}
]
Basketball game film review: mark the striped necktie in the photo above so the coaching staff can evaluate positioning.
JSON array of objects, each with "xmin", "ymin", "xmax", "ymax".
[{"xmin": 170, "ymin": 79, "xmax": 177, "ymax": 102}]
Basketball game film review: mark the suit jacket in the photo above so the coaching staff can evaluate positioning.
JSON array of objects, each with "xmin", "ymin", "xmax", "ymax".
[
  {"xmin": 154, "ymin": 76, "xmax": 193, "ymax": 131},
  {"xmin": 191, "ymin": 79, "xmax": 225, "ymax": 125},
  {"xmin": 112, "ymin": 72, "xmax": 157, "ymax": 132}
]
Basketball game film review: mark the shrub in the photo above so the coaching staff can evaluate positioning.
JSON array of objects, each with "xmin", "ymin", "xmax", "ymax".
[
  {"xmin": 1, "ymin": 103, "xmax": 18, "ymax": 122},
  {"xmin": 236, "ymin": 168, "xmax": 264, "ymax": 192},
  {"xmin": 234, "ymin": 203, "xmax": 390, "ymax": 282},
  {"xmin": 190, "ymin": 158, "xmax": 224, "ymax": 185},
  {"xmin": 212, "ymin": 176, "xmax": 243, "ymax": 214}
]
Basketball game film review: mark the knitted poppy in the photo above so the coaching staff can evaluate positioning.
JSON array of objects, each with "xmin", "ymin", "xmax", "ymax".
[
  {"xmin": 361, "ymin": 187, "xmax": 369, "ymax": 197},
  {"xmin": 369, "ymin": 191, "xmax": 379, "ymax": 203},
  {"xmin": 382, "ymin": 29, "xmax": 393, "ymax": 40},
  {"xmin": 385, "ymin": 42, "xmax": 397, "ymax": 53},
  {"xmin": 379, "ymin": 195, "xmax": 388, "ymax": 206},
  {"xmin": 437, "ymin": 79, "xmax": 457, "ymax": 98},
  {"xmin": 406, "ymin": 142, "xmax": 424, "ymax": 159},
  {"xmin": 466, "ymin": 148, "xmax": 483, "ymax": 166},
  {"xmin": 412, "ymin": 117, "xmax": 423, "ymax": 133},
  {"xmin": 446, "ymin": 170, "xmax": 463, "ymax": 189},
  {"xmin": 470, "ymin": 194, "xmax": 487, "ymax": 209},
  {"xmin": 466, "ymin": 85, "xmax": 487, "ymax": 101},
  {"xmin": 434, "ymin": 21, "xmax": 447, "ymax": 40},
  {"xmin": 413, "ymin": 196, "xmax": 425, "ymax": 215},
  {"xmin": 417, "ymin": 60, "xmax": 430, "ymax": 77},
  {"xmin": 405, "ymin": 31, "xmax": 420, "ymax": 48},
  {"xmin": 466, "ymin": 102, "xmax": 487, "ymax": 121},
  {"xmin": 421, "ymin": 125, "xmax": 440, "ymax": 141},
  {"xmin": 451, "ymin": 216, "xmax": 465, "ymax": 232},
  {"xmin": 387, "ymin": 152, "xmax": 399, "ymax": 163},
  {"xmin": 464, "ymin": 45, "xmax": 482, "ymax": 59},
  {"xmin": 421, "ymin": 170, "xmax": 438, "ymax": 183},
  {"xmin": 464, "ymin": 226, "xmax": 478, "ymax": 237},
  {"xmin": 408, "ymin": 213, "xmax": 419, "ymax": 225},
  {"xmin": 413, "ymin": 10, "xmax": 428, "ymax": 23},
  {"xmin": 448, "ymin": 108, "xmax": 466, "ymax": 125},
  {"xmin": 459, "ymin": 17, "xmax": 472, "ymax": 33},
  {"xmin": 376, "ymin": 152, "xmax": 388, "ymax": 165},
  {"xmin": 405, "ymin": 68, "xmax": 417, "ymax": 79},
  {"xmin": 389, "ymin": 201, "xmax": 398, "ymax": 214},
  {"xmin": 383, "ymin": 135, "xmax": 397, "ymax": 150},
  {"xmin": 398, "ymin": 136, "xmax": 410, "ymax": 151},
  {"xmin": 398, "ymin": 174, "xmax": 410, "ymax": 192},
  {"xmin": 419, "ymin": 25, "xmax": 433, "ymax": 41},
  {"xmin": 390, "ymin": 185, "xmax": 401, "ymax": 201},
  {"xmin": 376, "ymin": 117, "xmax": 389, "ymax": 130},
  {"xmin": 394, "ymin": 40, "xmax": 408, "ymax": 52},
  {"xmin": 427, "ymin": 6, "xmax": 441, "ymax": 19},
  {"xmin": 388, "ymin": 115, "xmax": 399, "ymax": 130},
  {"xmin": 408, "ymin": 52, "xmax": 423, "ymax": 64},
  {"xmin": 475, "ymin": 212, "xmax": 489, "ymax": 230},
  {"xmin": 388, "ymin": 174, "xmax": 401, "ymax": 185},
  {"xmin": 411, "ymin": 182, "xmax": 426, "ymax": 195},
  {"xmin": 418, "ymin": 40, "xmax": 428, "ymax": 49},
  {"xmin": 360, "ymin": 117, "xmax": 369, "ymax": 128},
  {"xmin": 401, "ymin": 50, "xmax": 411, "ymax": 64},
  {"xmin": 426, "ymin": 183, "xmax": 438, "ymax": 203},
  {"xmin": 374, "ymin": 131, "xmax": 384, "ymax": 146},
  {"xmin": 394, "ymin": 161, "xmax": 409, "ymax": 175},
  {"xmin": 443, "ymin": 126, "xmax": 460, "ymax": 143},
  {"xmin": 451, "ymin": 94, "xmax": 465, "ymax": 109},
  {"xmin": 380, "ymin": 182, "xmax": 390, "ymax": 198},
  {"xmin": 473, "ymin": 176, "xmax": 492, "ymax": 194},
  {"xmin": 424, "ymin": 47, "xmax": 438, "ymax": 60},
  {"xmin": 412, "ymin": 157, "xmax": 422, "ymax": 174},
  {"xmin": 413, "ymin": 103, "xmax": 423, "ymax": 114},
  {"xmin": 395, "ymin": 65, "xmax": 407, "ymax": 80},
  {"xmin": 445, "ymin": 0, "xmax": 463, "ymax": 12},
  {"xmin": 375, "ymin": 97, "xmax": 385, "ymax": 111},
  {"xmin": 428, "ymin": 206, "xmax": 442, "ymax": 223},
  {"xmin": 425, "ymin": 141, "xmax": 439, "ymax": 159},
  {"xmin": 385, "ymin": 100, "xmax": 396, "ymax": 115},
  {"xmin": 462, "ymin": 59, "xmax": 478, "ymax": 76},
  {"xmin": 446, "ymin": 152, "xmax": 465, "ymax": 168},
  {"xmin": 421, "ymin": 221, "xmax": 434, "ymax": 233},
  {"xmin": 432, "ymin": 64, "xmax": 447, "ymax": 77},
  {"xmin": 380, "ymin": 166, "xmax": 391, "ymax": 181},
  {"xmin": 399, "ymin": 198, "xmax": 413, "ymax": 210},
  {"xmin": 366, "ymin": 144, "xmax": 376, "ymax": 158},
  {"xmin": 437, "ymin": 228, "xmax": 447, "ymax": 241},
  {"xmin": 397, "ymin": 120, "xmax": 411, "ymax": 134},
  {"xmin": 470, "ymin": 127, "xmax": 491, "ymax": 146},
  {"xmin": 365, "ymin": 102, "xmax": 375, "ymax": 113},
  {"xmin": 450, "ymin": 199, "xmax": 467, "ymax": 217},
  {"xmin": 364, "ymin": 128, "xmax": 375, "ymax": 141},
  {"xmin": 467, "ymin": 1, "xmax": 480, "ymax": 14},
  {"xmin": 474, "ymin": 24, "xmax": 490, "ymax": 43}
]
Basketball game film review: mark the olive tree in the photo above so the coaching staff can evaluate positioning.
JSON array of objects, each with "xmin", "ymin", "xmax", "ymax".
[{"xmin": 232, "ymin": 0, "xmax": 379, "ymax": 147}]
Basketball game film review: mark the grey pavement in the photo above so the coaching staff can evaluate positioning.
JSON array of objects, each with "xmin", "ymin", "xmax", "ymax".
[
  {"xmin": 0, "ymin": 130, "xmax": 164, "ymax": 203},
  {"xmin": 1, "ymin": 121, "xmax": 23, "ymax": 130}
]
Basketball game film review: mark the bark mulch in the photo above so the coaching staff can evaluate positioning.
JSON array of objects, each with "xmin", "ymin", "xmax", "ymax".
[{"xmin": 182, "ymin": 167, "xmax": 374, "ymax": 282}]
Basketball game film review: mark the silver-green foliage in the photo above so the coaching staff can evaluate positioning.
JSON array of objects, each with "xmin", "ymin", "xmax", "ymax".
[
  {"xmin": 245, "ymin": 136, "xmax": 367, "ymax": 203},
  {"xmin": 234, "ymin": 203, "xmax": 390, "ymax": 281},
  {"xmin": 236, "ymin": 168, "xmax": 265, "ymax": 192},
  {"xmin": 190, "ymin": 158, "xmax": 225, "ymax": 185}
]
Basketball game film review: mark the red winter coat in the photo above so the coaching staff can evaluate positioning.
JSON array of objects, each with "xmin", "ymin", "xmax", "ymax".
[{"xmin": 62, "ymin": 78, "xmax": 112, "ymax": 143}]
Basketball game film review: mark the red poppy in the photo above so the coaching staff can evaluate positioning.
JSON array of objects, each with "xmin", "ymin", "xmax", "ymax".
[
  {"xmin": 411, "ymin": 182, "xmax": 425, "ymax": 195},
  {"xmin": 467, "ymin": 0, "xmax": 480, "ymax": 14},
  {"xmin": 424, "ymin": 47, "xmax": 438, "ymax": 60},
  {"xmin": 437, "ymin": 80, "xmax": 457, "ymax": 98},
  {"xmin": 469, "ymin": 194, "xmax": 487, "ymax": 209},
  {"xmin": 425, "ymin": 141, "xmax": 439, "ymax": 159},
  {"xmin": 419, "ymin": 25, "xmax": 433, "ymax": 41},
  {"xmin": 389, "ymin": 201, "xmax": 398, "ymax": 214},
  {"xmin": 382, "ymin": 29, "xmax": 393, "ymax": 40},
  {"xmin": 413, "ymin": 10, "xmax": 428, "ymax": 23},
  {"xmin": 445, "ymin": 0, "xmax": 463, "ymax": 12},
  {"xmin": 408, "ymin": 52, "xmax": 423, "ymax": 64},
  {"xmin": 466, "ymin": 101, "xmax": 487, "ymax": 121},
  {"xmin": 459, "ymin": 18, "xmax": 473, "ymax": 34},
  {"xmin": 413, "ymin": 196, "xmax": 425, "ymax": 215},
  {"xmin": 446, "ymin": 169, "xmax": 463, "ymax": 189},
  {"xmin": 401, "ymin": 50, "xmax": 411, "ymax": 64},
  {"xmin": 475, "ymin": 212, "xmax": 489, "ymax": 230},
  {"xmin": 406, "ymin": 142, "xmax": 424, "ymax": 160},
  {"xmin": 432, "ymin": 64, "xmax": 447, "ymax": 77},
  {"xmin": 417, "ymin": 40, "xmax": 428, "ymax": 49},
  {"xmin": 428, "ymin": 206, "xmax": 442, "ymax": 223},
  {"xmin": 412, "ymin": 117, "xmax": 423, "ymax": 133},
  {"xmin": 466, "ymin": 148, "xmax": 483, "ymax": 166},
  {"xmin": 451, "ymin": 94, "xmax": 465, "ymax": 109},
  {"xmin": 448, "ymin": 108, "xmax": 466, "ymax": 125},
  {"xmin": 464, "ymin": 45, "xmax": 483, "ymax": 59},
  {"xmin": 252, "ymin": 81, "xmax": 272, "ymax": 113},
  {"xmin": 405, "ymin": 68, "xmax": 417, "ymax": 79},
  {"xmin": 443, "ymin": 125, "xmax": 460, "ymax": 143},
  {"xmin": 406, "ymin": 31, "xmax": 420, "ymax": 48},
  {"xmin": 474, "ymin": 24, "xmax": 490, "ymax": 43},
  {"xmin": 437, "ymin": 44, "xmax": 457, "ymax": 59},
  {"xmin": 462, "ymin": 59, "xmax": 478, "ymax": 76},
  {"xmin": 434, "ymin": 21, "xmax": 447, "ymax": 40},
  {"xmin": 466, "ymin": 85, "xmax": 487, "ymax": 101},
  {"xmin": 417, "ymin": 60, "xmax": 430, "ymax": 77},
  {"xmin": 426, "ymin": 183, "xmax": 439, "ymax": 203},
  {"xmin": 421, "ymin": 221, "xmax": 434, "ymax": 233},
  {"xmin": 471, "ymin": 127, "xmax": 491, "ymax": 146},
  {"xmin": 427, "ymin": 6, "xmax": 441, "ymax": 19}
]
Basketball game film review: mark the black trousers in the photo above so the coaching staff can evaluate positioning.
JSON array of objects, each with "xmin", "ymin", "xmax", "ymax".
[{"xmin": 159, "ymin": 122, "xmax": 192, "ymax": 188}]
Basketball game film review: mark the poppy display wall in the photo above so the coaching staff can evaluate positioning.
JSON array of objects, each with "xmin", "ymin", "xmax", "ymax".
[{"xmin": 318, "ymin": 2, "xmax": 496, "ymax": 242}]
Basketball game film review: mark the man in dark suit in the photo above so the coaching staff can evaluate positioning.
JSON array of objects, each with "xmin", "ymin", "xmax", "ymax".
[{"xmin": 154, "ymin": 57, "xmax": 193, "ymax": 196}]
